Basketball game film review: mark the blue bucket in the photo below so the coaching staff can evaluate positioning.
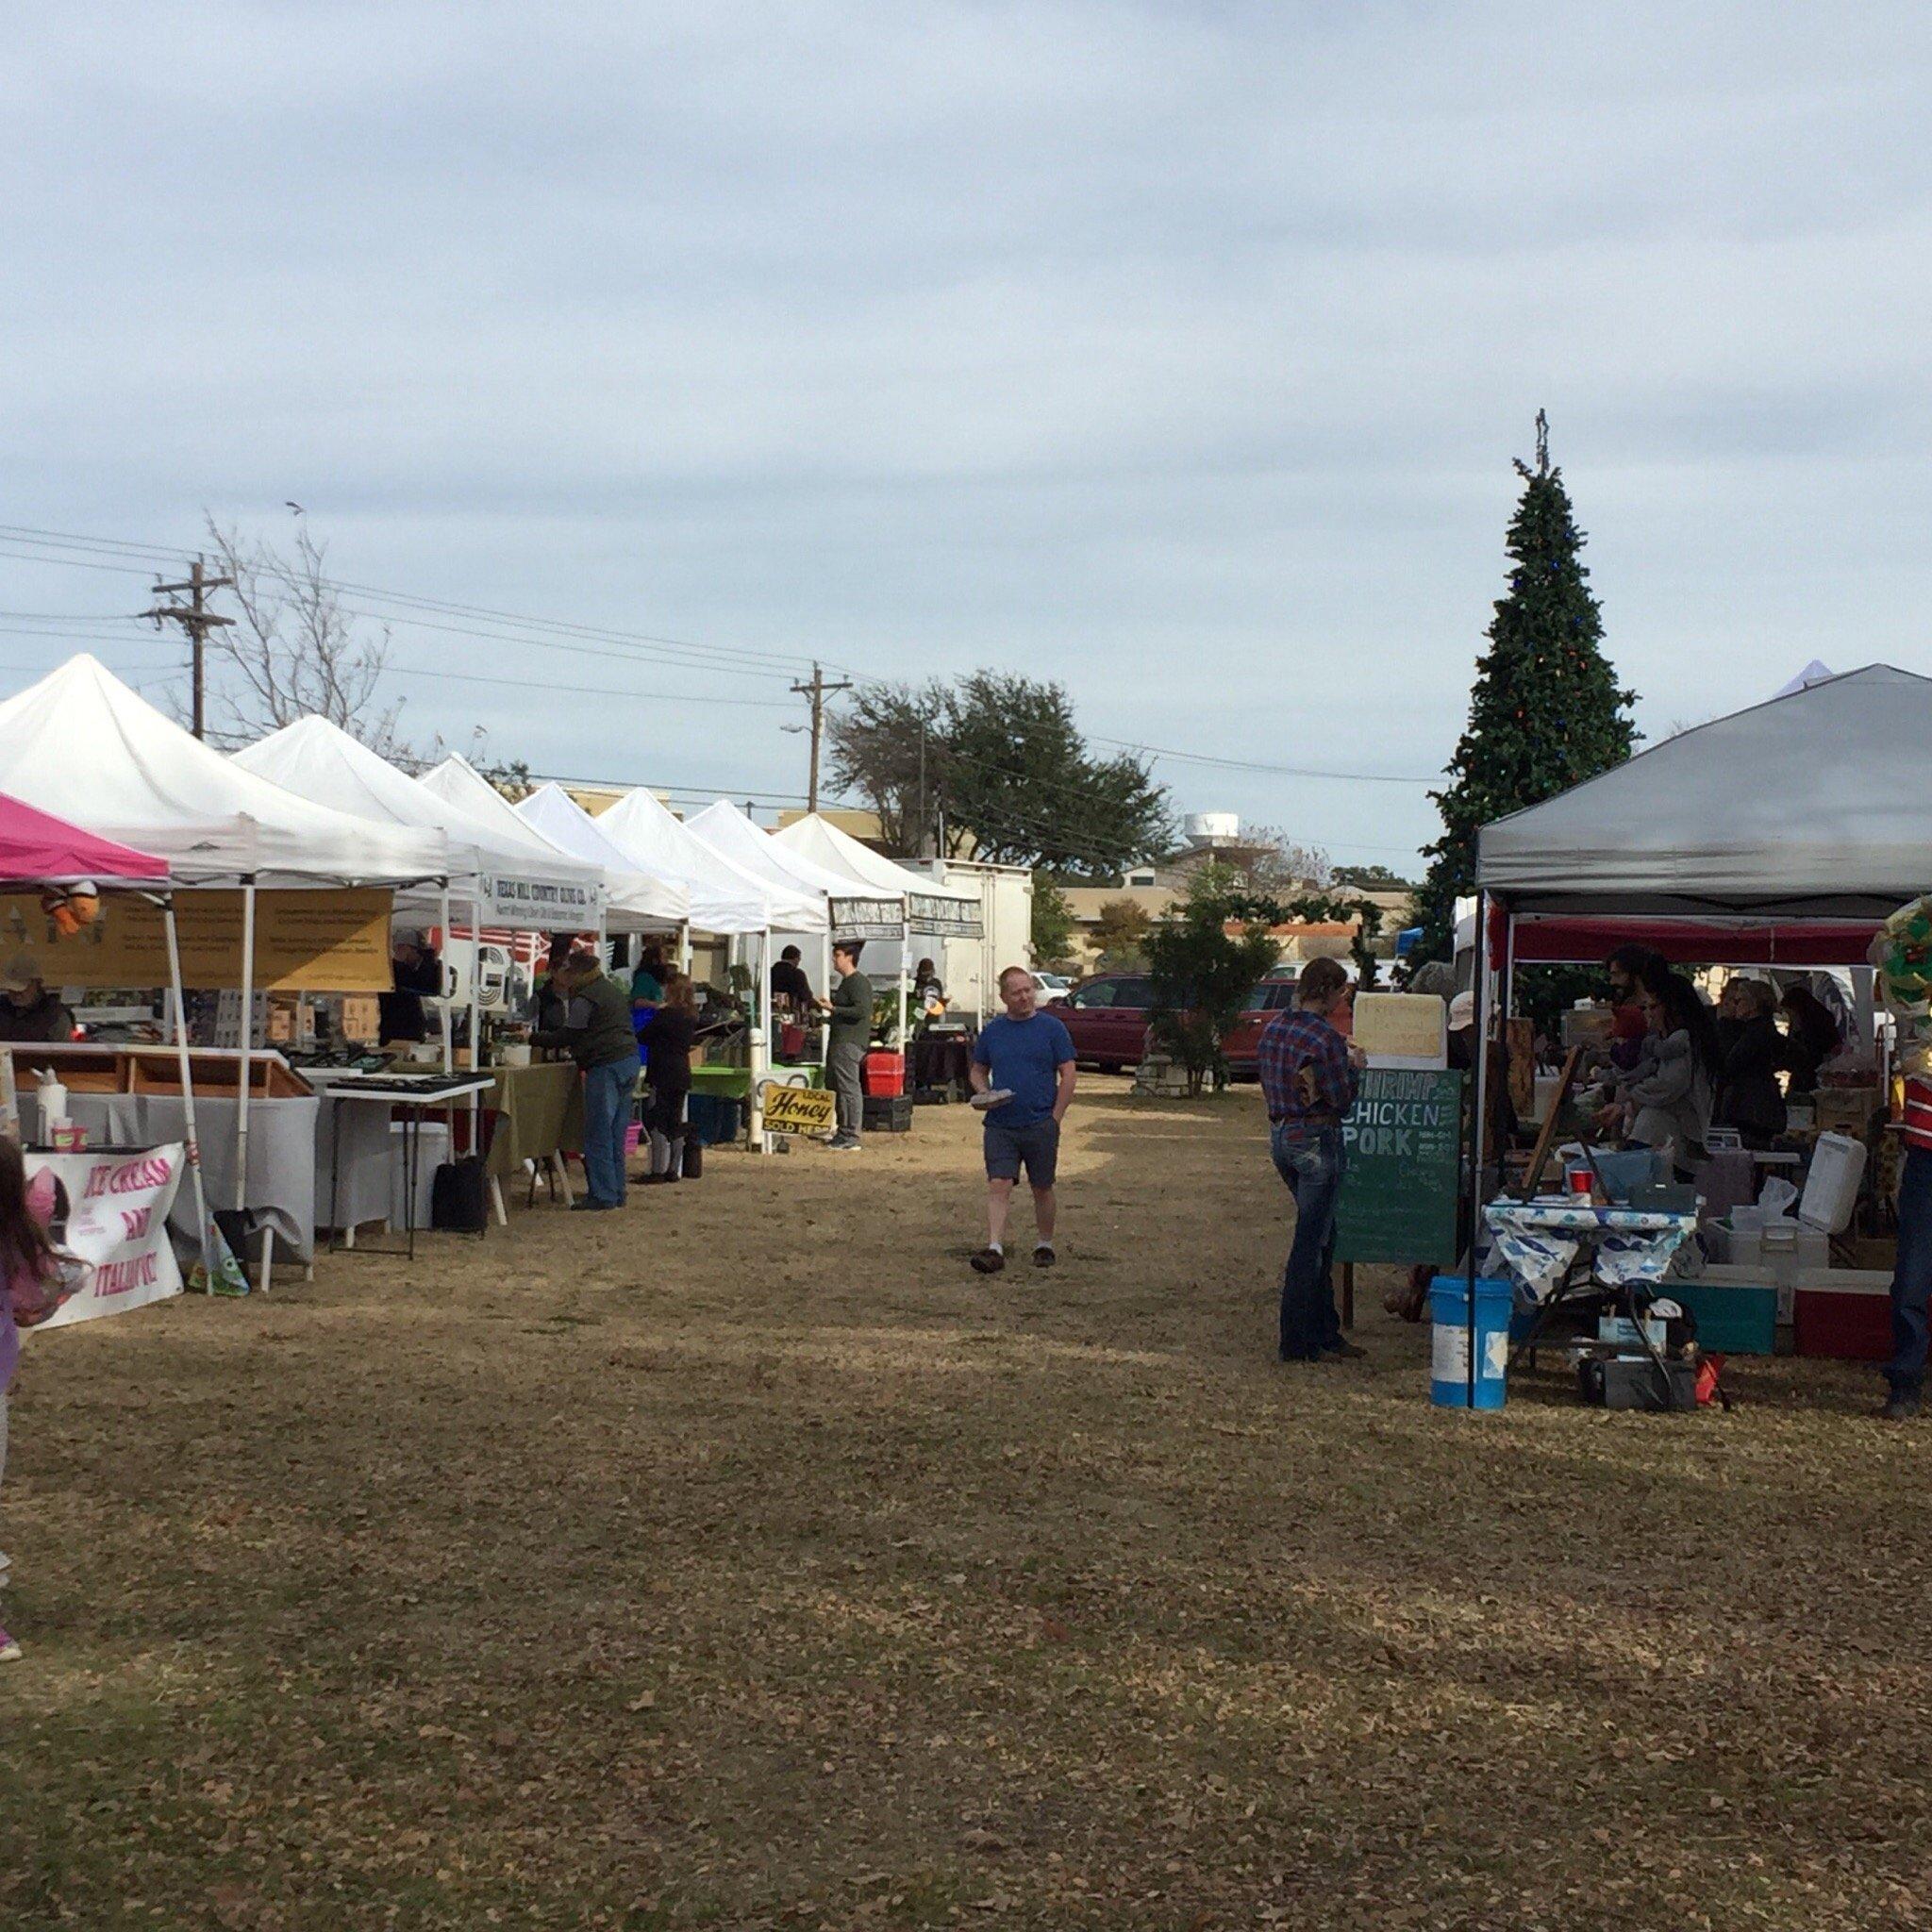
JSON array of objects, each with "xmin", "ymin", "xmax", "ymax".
[{"xmin": 1428, "ymin": 1275, "xmax": 1512, "ymax": 1411}]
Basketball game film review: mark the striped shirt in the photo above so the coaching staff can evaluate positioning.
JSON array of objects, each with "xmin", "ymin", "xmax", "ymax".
[
  {"xmin": 1259, "ymin": 1007, "xmax": 1359, "ymax": 1137},
  {"xmin": 1904, "ymin": 1076, "xmax": 1932, "ymax": 1153}
]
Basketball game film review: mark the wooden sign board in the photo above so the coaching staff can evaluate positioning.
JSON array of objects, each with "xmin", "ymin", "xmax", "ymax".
[
  {"xmin": 1334, "ymin": 1068, "xmax": 1464, "ymax": 1265},
  {"xmin": 0, "ymin": 889, "xmax": 393, "ymax": 992},
  {"xmin": 760, "ymin": 1081, "xmax": 837, "ymax": 1137},
  {"xmin": 1351, "ymin": 992, "xmax": 1447, "ymax": 1068}
]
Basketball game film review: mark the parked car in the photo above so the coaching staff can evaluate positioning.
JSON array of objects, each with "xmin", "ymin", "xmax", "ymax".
[
  {"xmin": 1060, "ymin": 967, "xmax": 1325, "ymax": 1077},
  {"xmin": 1030, "ymin": 972, "xmax": 1072, "ymax": 1005},
  {"xmin": 1058, "ymin": 973, "xmax": 1158, "ymax": 1072},
  {"xmin": 1222, "ymin": 971, "xmax": 1304, "ymax": 1080}
]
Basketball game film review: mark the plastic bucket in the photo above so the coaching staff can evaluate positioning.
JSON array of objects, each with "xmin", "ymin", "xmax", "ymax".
[{"xmin": 1428, "ymin": 1275, "xmax": 1512, "ymax": 1411}]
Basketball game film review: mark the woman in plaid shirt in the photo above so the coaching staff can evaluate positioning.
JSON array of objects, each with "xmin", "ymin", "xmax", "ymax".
[{"xmin": 1257, "ymin": 958, "xmax": 1366, "ymax": 1362}]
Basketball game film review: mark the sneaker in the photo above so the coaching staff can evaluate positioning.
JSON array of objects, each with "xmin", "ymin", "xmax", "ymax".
[
  {"xmin": 970, "ymin": 1246, "xmax": 1007, "ymax": 1274},
  {"xmin": 824, "ymin": 1136, "xmax": 861, "ymax": 1153},
  {"xmin": 0, "ymin": 1624, "xmax": 20, "ymax": 1663},
  {"xmin": 1033, "ymin": 1243, "xmax": 1056, "ymax": 1269},
  {"xmin": 570, "ymin": 1198, "xmax": 619, "ymax": 1213},
  {"xmin": 1323, "ymin": 1341, "xmax": 1367, "ymax": 1360},
  {"xmin": 1882, "ymin": 1390, "xmax": 1922, "ymax": 1421}
]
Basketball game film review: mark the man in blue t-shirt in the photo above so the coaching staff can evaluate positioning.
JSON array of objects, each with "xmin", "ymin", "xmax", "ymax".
[{"xmin": 968, "ymin": 966, "xmax": 1077, "ymax": 1274}]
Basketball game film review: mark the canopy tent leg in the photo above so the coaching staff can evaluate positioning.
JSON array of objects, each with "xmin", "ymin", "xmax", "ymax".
[
  {"xmin": 750, "ymin": 926, "xmax": 772, "ymax": 1155},
  {"xmin": 1464, "ymin": 889, "xmax": 1492, "ymax": 1405},
  {"xmin": 898, "ymin": 901, "xmax": 910, "ymax": 1055},
  {"xmin": 438, "ymin": 880, "xmax": 454, "ymax": 1075},
  {"xmin": 159, "ymin": 894, "xmax": 214, "ymax": 1289},
  {"xmin": 677, "ymin": 920, "xmax": 691, "ymax": 974},
  {"xmin": 236, "ymin": 881, "xmax": 262, "ymax": 1289}
]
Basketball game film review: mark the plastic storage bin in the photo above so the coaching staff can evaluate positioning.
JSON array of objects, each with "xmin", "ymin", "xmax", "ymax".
[
  {"xmin": 861, "ymin": 1050, "xmax": 905, "ymax": 1097},
  {"xmin": 1428, "ymin": 1275, "xmax": 1511, "ymax": 1410}
]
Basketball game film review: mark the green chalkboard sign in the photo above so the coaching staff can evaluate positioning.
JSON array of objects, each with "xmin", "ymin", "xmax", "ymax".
[{"xmin": 1334, "ymin": 1068, "xmax": 1464, "ymax": 1265}]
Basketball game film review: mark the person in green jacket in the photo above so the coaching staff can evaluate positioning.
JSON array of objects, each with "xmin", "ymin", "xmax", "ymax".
[
  {"xmin": 532, "ymin": 955, "xmax": 641, "ymax": 1210},
  {"xmin": 819, "ymin": 941, "xmax": 873, "ymax": 1152}
]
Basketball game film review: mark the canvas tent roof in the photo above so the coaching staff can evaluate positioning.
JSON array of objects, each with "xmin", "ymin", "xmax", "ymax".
[
  {"xmin": 416, "ymin": 758, "xmax": 606, "ymax": 927},
  {"xmin": 513, "ymin": 784, "xmax": 688, "ymax": 931},
  {"xmin": 0, "ymin": 788, "xmax": 168, "ymax": 884},
  {"xmin": 772, "ymin": 813, "xmax": 981, "ymax": 936},
  {"xmin": 682, "ymin": 800, "xmax": 846, "ymax": 933},
  {"xmin": 1476, "ymin": 665, "xmax": 1932, "ymax": 921},
  {"xmin": 0, "ymin": 656, "xmax": 445, "ymax": 886},
  {"xmin": 590, "ymin": 789, "xmax": 778, "ymax": 936}
]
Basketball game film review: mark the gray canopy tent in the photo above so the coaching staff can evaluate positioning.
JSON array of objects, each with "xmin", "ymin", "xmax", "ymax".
[{"xmin": 1454, "ymin": 665, "xmax": 1928, "ymax": 1395}]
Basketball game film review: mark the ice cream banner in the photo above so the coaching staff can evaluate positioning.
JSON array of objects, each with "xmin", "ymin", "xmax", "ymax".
[{"xmin": 31, "ymin": 1141, "xmax": 187, "ymax": 1330}]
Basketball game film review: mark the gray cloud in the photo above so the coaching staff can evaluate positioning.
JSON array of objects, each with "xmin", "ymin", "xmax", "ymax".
[{"xmin": 5, "ymin": 2, "xmax": 1929, "ymax": 862}]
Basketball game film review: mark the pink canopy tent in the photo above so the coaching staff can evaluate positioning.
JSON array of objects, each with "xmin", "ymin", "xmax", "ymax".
[
  {"xmin": 0, "ymin": 788, "xmax": 170, "ymax": 883},
  {"xmin": 0, "ymin": 791, "xmax": 216, "ymax": 1288}
]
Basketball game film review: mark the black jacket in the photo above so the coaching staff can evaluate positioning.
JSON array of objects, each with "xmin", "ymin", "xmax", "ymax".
[{"xmin": 1714, "ymin": 1013, "xmax": 1787, "ymax": 1141}]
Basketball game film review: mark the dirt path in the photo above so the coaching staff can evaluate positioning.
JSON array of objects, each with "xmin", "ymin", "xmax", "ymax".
[{"xmin": 4, "ymin": 1078, "xmax": 1927, "ymax": 1928}]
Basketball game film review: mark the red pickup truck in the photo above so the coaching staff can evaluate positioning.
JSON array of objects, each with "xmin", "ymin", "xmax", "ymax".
[{"xmin": 1058, "ymin": 970, "xmax": 1306, "ymax": 1078}]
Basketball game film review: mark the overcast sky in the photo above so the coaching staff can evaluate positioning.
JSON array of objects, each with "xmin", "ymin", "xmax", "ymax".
[{"xmin": 5, "ymin": 4, "xmax": 1928, "ymax": 870}]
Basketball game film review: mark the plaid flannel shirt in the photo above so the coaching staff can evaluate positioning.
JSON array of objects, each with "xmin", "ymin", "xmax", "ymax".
[{"xmin": 1258, "ymin": 1007, "xmax": 1358, "ymax": 1138}]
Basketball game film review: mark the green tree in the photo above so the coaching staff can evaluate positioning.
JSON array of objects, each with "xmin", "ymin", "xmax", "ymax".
[
  {"xmin": 1029, "ymin": 878, "xmax": 1076, "ymax": 969},
  {"xmin": 1333, "ymin": 863, "xmax": 1415, "ymax": 891},
  {"xmin": 1143, "ymin": 870, "xmax": 1281, "ymax": 1096},
  {"xmin": 1091, "ymin": 896, "xmax": 1152, "ymax": 967},
  {"xmin": 828, "ymin": 673, "xmax": 1171, "ymax": 874},
  {"xmin": 1410, "ymin": 412, "xmax": 1638, "ymax": 966}
]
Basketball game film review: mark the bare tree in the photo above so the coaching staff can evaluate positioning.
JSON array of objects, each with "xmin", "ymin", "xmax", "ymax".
[
  {"xmin": 194, "ymin": 517, "xmax": 408, "ymax": 755},
  {"xmin": 1241, "ymin": 824, "xmax": 1334, "ymax": 892}
]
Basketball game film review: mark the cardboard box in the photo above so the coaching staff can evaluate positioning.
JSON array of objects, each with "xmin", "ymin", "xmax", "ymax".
[{"xmin": 1812, "ymin": 1089, "xmax": 1880, "ymax": 1134}]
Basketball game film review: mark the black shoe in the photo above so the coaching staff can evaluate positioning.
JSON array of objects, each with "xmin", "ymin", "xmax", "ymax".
[
  {"xmin": 1324, "ymin": 1341, "xmax": 1367, "ymax": 1360},
  {"xmin": 1883, "ymin": 1390, "xmax": 1922, "ymax": 1421},
  {"xmin": 572, "ymin": 1198, "xmax": 618, "ymax": 1213}
]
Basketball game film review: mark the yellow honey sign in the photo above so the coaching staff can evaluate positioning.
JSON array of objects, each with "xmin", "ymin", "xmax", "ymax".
[{"xmin": 760, "ymin": 1081, "xmax": 838, "ymax": 1136}]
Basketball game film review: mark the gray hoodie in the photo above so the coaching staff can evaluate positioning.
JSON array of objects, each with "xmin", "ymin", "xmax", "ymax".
[{"xmin": 1622, "ymin": 1027, "xmax": 1712, "ymax": 1160}]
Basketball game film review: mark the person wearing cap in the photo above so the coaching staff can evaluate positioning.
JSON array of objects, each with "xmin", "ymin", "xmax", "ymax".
[
  {"xmin": 0, "ymin": 958, "xmax": 71, "ymax": 1045},
  {"xmin": 378, "ymin": 929, "xmax": 442, "ymax": 1047}
]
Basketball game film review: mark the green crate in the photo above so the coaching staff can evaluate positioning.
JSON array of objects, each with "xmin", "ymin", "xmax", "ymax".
[{"xmin": 1671, "ymin": 1279, "xmax": 1777, "ymax": 1355}]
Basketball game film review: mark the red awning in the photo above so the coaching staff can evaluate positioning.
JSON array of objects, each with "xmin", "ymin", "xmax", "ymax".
[
  {"xmin": 0, "ymin": 789, "xmax": 169, "ymax": 884},
  {"xmin": 1509, "ymin": 915, "xmax": 1878, "ymax": 968}
]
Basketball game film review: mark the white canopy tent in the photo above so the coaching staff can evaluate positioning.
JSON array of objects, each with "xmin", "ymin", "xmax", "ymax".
[
  {"xmin": 415, "ymin": 757, "xmax": 607, "ymax": 928},
  {"xmin": 512, "ymin": 783, "xmax": 689, "ymax": 934},
  {"xmin": 773, "ymin": 812, "xmax": 982, "ymax": 1040},
  {"xmin": 0, "ymin": 657, "xmax": 446, "ymax": 887},
  {"xmin": 0, "ymin": 658, "xmax": 450, "ymax": 1275},
  {"xmin": 592, "ymin": 787, "xmax": 776, "ymax": 937}
]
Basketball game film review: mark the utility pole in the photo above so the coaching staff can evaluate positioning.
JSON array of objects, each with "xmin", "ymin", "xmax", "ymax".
[
  {"xmin": 789, "ymin": 660, "xmax": 852, "ymax": 815},
  {"xmin": 142, "ymin": 555, "xmax": 235, "ymax": 741}
]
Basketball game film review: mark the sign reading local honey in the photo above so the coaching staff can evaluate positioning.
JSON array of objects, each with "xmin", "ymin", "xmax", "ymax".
[{"xmin": 759, "ymin": 1081, "xmax": 838, "ymax": 1137}]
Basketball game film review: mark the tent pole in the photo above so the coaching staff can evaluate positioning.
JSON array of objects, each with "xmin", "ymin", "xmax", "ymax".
[
  {"xmin": 751, "ymin": 925, "xmax": 771, "ymax": 1155},
  {"xmin": 898, "ymin": 899, "xmax": 910, "ymax": 1054},
  {"xmin": 678, "ymin": 919, "xmax": 691, "ymax": 974},
  {"xmin": 1466, "ymin": 889, "xmax": 1491, "ymax": 1405},
  {"xmin": 237, "ymin": 879, "xmax": 264, "ymax": 1289},
  {"xmin": 160, "ymin": 893, "xmax": 213, "ymax": 1289},
  {"xmin": 438, "ymin": 879, "xmax": 453, "ymax": 1075}
]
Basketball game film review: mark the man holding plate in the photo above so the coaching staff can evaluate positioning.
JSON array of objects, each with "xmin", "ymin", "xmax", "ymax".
[{"xmin": 968, "ymin": 965, "xmax": 1077, "ymax": 1274}]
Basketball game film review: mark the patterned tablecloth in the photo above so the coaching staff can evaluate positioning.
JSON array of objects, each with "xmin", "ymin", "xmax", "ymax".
[{"xmin": 1484, "ymin": 1197, "xmax": 1700, "ymax": 1300}]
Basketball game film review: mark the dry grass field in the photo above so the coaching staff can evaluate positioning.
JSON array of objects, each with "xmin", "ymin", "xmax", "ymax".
[{"xmin": 3, "ymin": 1078, "xmax": 1927, "ymax": 1929}]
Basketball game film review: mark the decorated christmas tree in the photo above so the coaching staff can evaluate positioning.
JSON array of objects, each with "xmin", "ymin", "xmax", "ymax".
[{"xmin": 1410, "ymin": 413, "xmax": 1637, "ymax": 967}]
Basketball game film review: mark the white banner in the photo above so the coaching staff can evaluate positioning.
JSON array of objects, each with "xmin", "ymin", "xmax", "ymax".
[
  {"xmin": 32, "ymin": 1142, "xmax": 187, "ymax": 1330},
  {"xmin": 478, "ymin": 874, "xmax": 605, "ymax": 927}
]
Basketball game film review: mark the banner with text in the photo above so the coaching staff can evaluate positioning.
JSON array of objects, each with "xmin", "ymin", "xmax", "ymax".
[
  {"xmin": 0, "ymin": 889, "xmax": 394, "ymax": 991},
  {"xmin": 33, "ymin": 1141, "xmax": 187, "ymax": 1330}
]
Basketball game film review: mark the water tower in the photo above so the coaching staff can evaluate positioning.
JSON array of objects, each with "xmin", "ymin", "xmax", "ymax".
[{"xmin": 1183, "ymin": 811, "xmax": 1240, "ymax": 847}]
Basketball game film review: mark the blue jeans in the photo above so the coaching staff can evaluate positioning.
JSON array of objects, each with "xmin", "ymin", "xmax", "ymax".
[
  {"xmin": 1889, "ymin": 1143, "xmax": 1932, "ymax": 1394},
  {"xmin": 583, "ymin": 1053, "xmax": 641, "ymax": 1207},
  {"xmin": 1272, "ymin": 1123, "xmax": 1345, "ymax": 1360}
]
